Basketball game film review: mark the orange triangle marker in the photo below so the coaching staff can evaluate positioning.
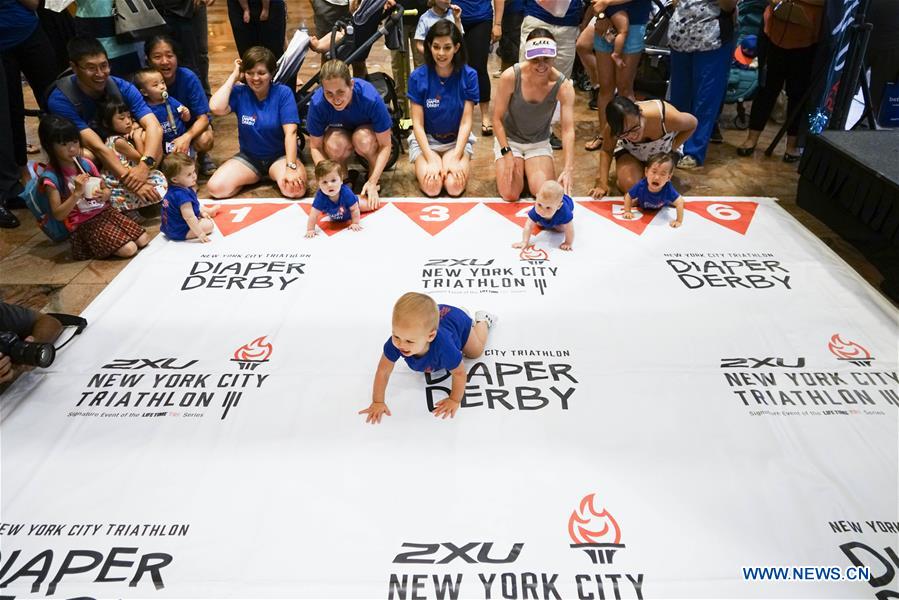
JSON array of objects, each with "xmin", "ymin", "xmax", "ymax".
[
  {"xmin": 579, "ymin": 200, "xmax": 656, "ymax": 235},
  {"xmin": 212, "ymin": 203, "xmax": 291, "ymax": 237},
  {"xmin": 484, "ymin": 201, "xmax": 534, "ymax": 228},
  {"xmin": 392, "ymin": 202, "xmax": 477, "ymax": 235},
  {"xmin": 299, "ymin": 203, "xmax": 380, "ymax": 236},
  {"xmin": 683, "ymin": 201, "xmax": 759, "ymax": 235}
]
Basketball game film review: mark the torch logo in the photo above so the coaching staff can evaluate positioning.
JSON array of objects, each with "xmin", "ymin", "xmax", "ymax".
[
  {"xmin": 519, "ymin": 246, "xmax": 549, "ymax": 263},
  {"xmin": 828, "ymin": 334, "xmax": 874, "ymax": 367},
  {"xmin": 231, "ymin": 336, "xmax": 273, "ymax": 370},
  {"xmin": 568, "ymin": 493, "xmax": 624, "ymax": 564}
]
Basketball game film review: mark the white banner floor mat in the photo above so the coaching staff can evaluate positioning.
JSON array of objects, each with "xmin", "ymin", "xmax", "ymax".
[{"xmin": 1, "ymin": 197, "xmax": 897, "ymax": 599}]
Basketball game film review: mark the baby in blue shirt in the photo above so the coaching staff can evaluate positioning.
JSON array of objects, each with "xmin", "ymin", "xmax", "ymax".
[
  {"xmin": 512, "ymin": 180, "xmax": 575, "ymax": 251},
  {"xmin": 306, "ymin": 160, "xmax": 362, "ymax": 237},
  {"xmin": 360, "ymin": 292, "xmax": 498, "ymax": 424},
  {"xmin": 133, "ymin": 68, "xmax": 191, "ymax": 155},
  {"xmin": 623, "ymin": 152, "xmax": 685, "ymax": 228},
  {"xmin": 160, "ymin": 154, "xmax": 218, "ymax": 242}
]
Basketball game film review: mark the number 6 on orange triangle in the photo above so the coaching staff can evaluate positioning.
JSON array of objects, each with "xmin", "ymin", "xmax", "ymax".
[{"xmin": 392, "ymin": 202, "xmax": 477, "ymax": 235}]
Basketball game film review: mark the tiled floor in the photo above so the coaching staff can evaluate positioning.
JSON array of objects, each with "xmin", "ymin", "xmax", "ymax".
[{"xmin": 0, "ymin": 2, "xmax": 889, "ymax": 315}]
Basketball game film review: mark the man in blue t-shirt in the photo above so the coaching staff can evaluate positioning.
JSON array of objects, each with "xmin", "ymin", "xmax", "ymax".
[
  {"xmin": 47, "ymin": 37, "xmax": 163, "ymax": 204},
  {"xmin": 306, "ymin": 60, "xmax": 393, "ymax": 211},
  {"xmin": 622, "ymin": 153, "xmax": 685, "ymax": 228}
]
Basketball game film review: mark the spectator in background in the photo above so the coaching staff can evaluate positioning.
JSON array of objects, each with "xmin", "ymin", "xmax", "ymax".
[
  {"xmin": 454, "ymin": 0, "xmax": 504, "ymax": 136},
  {"xmin": 73, "ymin": 0, "xmax": 143, "ymax": 76},
  {"xmin": 227, "ymin": 0, "xmax": 286, "ymax": 61},
  {"xmin": 737, "ymin": 0, "xmax": 822, "ymax": 161},
  {"xmin": 0, "ymin": 59, "xmax": 22, "ymax": 228},
  {"xmin": 1, "ymin": 0, "xmax": 59, "ymax": 187},
  {"xmin": 313, "ymin": 0, "xmax": 350, "ymax": 46},
  {"xmin": 498, "ymin": 0, "xmax": 525, "ymax": 72},
  {"xmin": 192, "ymin": 0, "xmax": 213, "ymax": 93},
  {"xmin": 48, "ymin": 37, "xmax": 163, "ymax": 206},
  {"xmin": 666, "ymin": 0, "xmax": 736, "ymax": 168},
  {"xmin": 0, "ymin": 301, "xmax": 62, "ymax": 385},
  {"xmin": 154, "ymin": 0, "xmax": 205, "ymax": 84},
  {"xmin": 577, "ymin": 0, "xmax": 651, "ymax": 151}
]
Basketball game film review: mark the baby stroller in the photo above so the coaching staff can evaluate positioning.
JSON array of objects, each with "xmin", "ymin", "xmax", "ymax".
[
  {"xmin": 275, "ymin": 0, "xmax": 406, "ymax": 170},
  {"xmin": 634, "ymin": 0, "xmax": 674, "ymax": 98},
  {"xmin": 724, "ymin": 0, "xmax": 766, "ymax": 128}
]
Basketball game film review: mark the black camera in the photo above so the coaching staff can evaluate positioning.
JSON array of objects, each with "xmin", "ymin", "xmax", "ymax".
[{"xmin": 0, "ymin": 332, "xmax": 56, "ymax": 368}]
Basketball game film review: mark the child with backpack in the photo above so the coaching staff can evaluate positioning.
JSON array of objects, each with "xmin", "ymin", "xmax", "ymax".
[{"xmin": 37, "ymin": 115, "xmax": 149, "ymax": 259}]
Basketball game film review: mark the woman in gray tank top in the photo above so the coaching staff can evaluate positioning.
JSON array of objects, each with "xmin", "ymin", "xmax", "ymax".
[
  {"xmin": 589, "ymin": 96, "xmax": 697, "ymax": 199},
  {"xmin": 492, "ymin": 29, "xmax": 576, "ymax": 201}
]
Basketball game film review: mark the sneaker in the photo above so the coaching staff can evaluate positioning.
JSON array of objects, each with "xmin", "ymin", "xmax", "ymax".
[
  {"xmin": 588, "ymin": 88, "xmax": 599, "ymax": 111},
  {"xmin": 199, "ymin": 153, "xmax": 217, "ymax": 176},
  {"xmin": 678, "ymin": 155, "xmax": 699, "ymax": 169},
  {"xmin": 474, "ymin": 310, "xmax": 498, "ymax": 329},
  {"xmin": 549, "ymin": 132, "xmax": 562, "ymax": 150}
]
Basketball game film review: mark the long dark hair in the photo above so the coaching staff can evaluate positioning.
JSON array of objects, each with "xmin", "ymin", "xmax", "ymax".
[
  {"xmin": 424, "ymin": 19, "xmax": 466, "ymax": 72},
  {"xmin": 526, "ymin": 27, "xmax": 555, "ymax": 42},
  {"xmin": 606, "ymin": 96, "xmax": 641, "ymax": 137},
  {"xmin": 38, "ymin": 114, "xmax": 82, "ymax": 198}
]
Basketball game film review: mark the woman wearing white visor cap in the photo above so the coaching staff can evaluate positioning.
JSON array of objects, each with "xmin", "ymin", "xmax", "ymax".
[{"xmin": 492, "ymin": 29, "xmax": 575, "ymax": 201}]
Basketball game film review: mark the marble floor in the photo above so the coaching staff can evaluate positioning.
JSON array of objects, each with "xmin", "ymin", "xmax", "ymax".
[{"xmin": 0, "ymin": 2, "xmax": 889, "ymax": 315}]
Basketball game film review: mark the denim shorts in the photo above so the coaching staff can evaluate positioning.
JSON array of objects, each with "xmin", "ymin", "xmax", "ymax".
[
  {"xmin": 593, "ymin": 23, "xmax": 646, "ymax": 54},
  {"xmin": 232, "ymin": 152, "xmax": 284, "ymax": 177}
]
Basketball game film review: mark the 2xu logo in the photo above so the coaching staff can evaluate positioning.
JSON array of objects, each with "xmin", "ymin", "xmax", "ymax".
[
  {"xmin": 393, "ymin": 542, "xmax": 523, "ymax": 564},
  {"xmin": 102, "ymin": 358, "xmax": 198, "ymax": 370},
  {"xmin": 720, "ymin": 357, "xmax": 806, "ymax": 368}
]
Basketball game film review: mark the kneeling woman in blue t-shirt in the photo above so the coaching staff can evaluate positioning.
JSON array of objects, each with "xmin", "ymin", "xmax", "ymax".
[
  {"xmin": 306, "ymin": 60, "xmax": 393, "ymax": 210},
  {"xmin": 207, "ymin": 47, "xmax": 306, "ymax": 199},
  {"xmin": 408, "ymin": 20, "xmax": 479, "ymax": 197}
]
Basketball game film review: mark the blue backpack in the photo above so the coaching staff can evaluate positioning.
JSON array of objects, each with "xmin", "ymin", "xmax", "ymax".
[{"xmin": 18, "ymin": 160, "xmax": 90, "ymax": 243}]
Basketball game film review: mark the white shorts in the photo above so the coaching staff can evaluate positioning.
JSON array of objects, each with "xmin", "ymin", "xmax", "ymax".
[
  {"xmin": 493, "ymin": 137, "xmax": 554, "ymax": 161},
  {"xmin": 408, "ymin": 133, "xmax": 476, "ymax": 163}
]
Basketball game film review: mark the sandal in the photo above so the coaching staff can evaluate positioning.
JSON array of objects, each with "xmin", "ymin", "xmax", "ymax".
[
  {"xmin": 783, "ymin": 152, "xmax": 801, "ymax": 163},
  {"xmin": 481, "ymin": 123, "xmax": 493, "ymax": 137},
  {"xmin": 26, "ymin": 143, "xmax": 40, "ymax": 154},
  {"xmin": 584, "ymin": 135, "xmax": 603, "ymax": 152},
  {"xmin": 736, "ymin": 145, "xmax": 756, "ymax": 157}
]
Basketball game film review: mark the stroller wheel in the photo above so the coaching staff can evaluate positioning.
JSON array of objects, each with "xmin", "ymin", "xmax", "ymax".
[{"xmin": 733, "ymin": 113, "xmax": 749, "ymax": 130}]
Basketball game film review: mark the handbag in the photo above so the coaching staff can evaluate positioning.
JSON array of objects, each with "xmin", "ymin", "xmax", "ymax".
[{"xmin": 113, "ymin": 0, "xmax": 168, "ymax": 42}]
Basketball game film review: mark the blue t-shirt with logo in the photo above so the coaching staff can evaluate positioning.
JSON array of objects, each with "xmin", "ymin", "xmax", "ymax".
[
  {"xmin": 48, "ymin": 75, "xmax": 152, "ymax": 132},
  {"xmin": 161, "ymin": 185, "xmax": 200, "ymax": 240},
  {"xmin": 169, "ymin": 67, "xmax": 210, "ymax": 124},
  {"xmin": 312, "ymin": 184, "xmax": 359, "ymax": 222},
  {"xmin": 528, "ymin": 194, "xmax": 574, "ymax": 228},
  {"xmin": 523, "ymin": 0, "xmax": 583, "ymax": 27},
  {"xmin": 229, "ymin": 83, "xmax": 299, "ymax": 161},
  {"xmin": 306, "ymin": 78, "xmax": 392, "ymax": 137},
  {"xmin": 407, "ymin": 65, "xmax": 479, "ymax": 144},
  {"xmin": 383, "ymin": 305, "xmax": 472, "ymax": 373},
  {"xmin": 628, "ymin": 179, "xmax": 680, "ymax": 210},
  {"xmin": 149, "ymin": 97, "xmax": 188, "ymax": 145}
]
